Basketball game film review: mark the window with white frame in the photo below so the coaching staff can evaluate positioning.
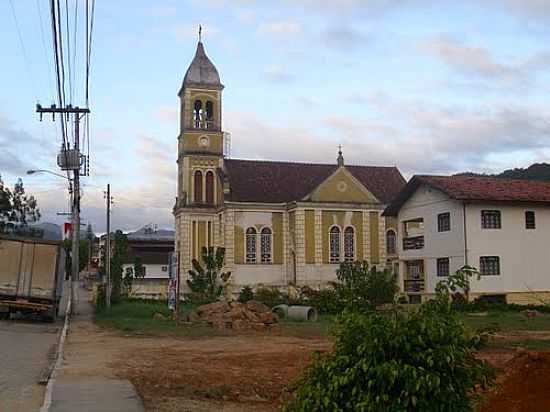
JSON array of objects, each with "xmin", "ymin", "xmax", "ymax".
[
  {"xmin": 329, "ymin": 226, "xmax": 341, "ymax": 263},
  {"xmin": 386, "ymin": 230, "xmax": 396, "ymax": 255},
  {"xmin": 438, "ymin": 212, "xmax": 451, "ymax": 232},
  {"xmin": 480, "ymin": 256, "xmax": 500, "ymax": 276},
  {"xmin": 344, "ymin": 226, "xmax": 355, "ymax": 262},
  {"xmin": 481, "ymin": 210, "xmax": 501, "ymax": 229},
  {"xmin": 245, "ymin": 227, "xmax": 257, "ymax": 263},
  {"xmin": 260, "ymin": 227, "xmax": 272, "ymax": 263},
  {"xmin": 436, "ymin": 258, "xmax": 449, "ymax": 277},
  {"xmin": 525, "ymin": 211, "xmax": 536, "ymax": 229}
]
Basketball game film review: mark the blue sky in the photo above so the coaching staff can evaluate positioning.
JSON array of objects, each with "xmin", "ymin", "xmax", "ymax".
[{"xmin": 1, "ymin": 0, "xmax": 549, "ymax": 232}]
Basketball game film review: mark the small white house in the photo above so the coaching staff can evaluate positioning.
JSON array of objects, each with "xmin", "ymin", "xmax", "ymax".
[{"xmin": 384, "ymin": 175, "xmax": 550, "ymax": 305}]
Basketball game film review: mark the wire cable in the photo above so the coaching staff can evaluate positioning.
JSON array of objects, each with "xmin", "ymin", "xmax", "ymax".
[
  {"xmin": 36, "ymin": 0, "xmax": 55, "ymax": 102},
  {"xmin": 9, "ymin": 0, "xmax": 39, "ymax": 100}
]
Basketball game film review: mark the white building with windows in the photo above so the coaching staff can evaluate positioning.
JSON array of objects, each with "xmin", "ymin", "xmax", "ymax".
[{"xmin": 384, "ymin": 175, "xmax": 550, "ymax": 305}]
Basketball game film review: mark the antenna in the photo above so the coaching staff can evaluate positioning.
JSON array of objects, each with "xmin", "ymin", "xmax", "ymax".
[{"xmin": 224, "ymin": 132, "xmax": 232, "ymax": 159}]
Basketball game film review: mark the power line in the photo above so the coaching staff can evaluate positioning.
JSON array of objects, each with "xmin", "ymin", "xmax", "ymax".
[
  {"xmin": 72, "ymin": 0, "xmax": 78, "ymax": 105},
  {"xmin": 9, "ymin": 0, "xmax": 39, "ymax": 100},
  {"xmin": 36, "ymin": 0, "xmax": 55, "ymax": 102},
  {"xmin": 64, "ymin": 0, "xmax": 72, "ymax": 106}
]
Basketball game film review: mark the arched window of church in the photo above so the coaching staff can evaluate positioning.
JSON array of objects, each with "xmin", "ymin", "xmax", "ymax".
[
  {"xmin": 205, "ymin": 171, "xmax": 214, "ymax": 204},
  {"xmin": 329, "ymin": 226, "xmax": 341, "ymax": 263},
  {"xmin": 194, "ymin": 170, "xmax": 203, "ymax": 203},
  {"xmin": 246, "ymin": 227, "xmax": 257, "ymax": 264},
  {"xmin": 205, "ymin": 101, "xmax": 214, "ymax": 129},
  {"xmin": 193, "ymin": 100, "xmax": 202, "ymax": 128},
  {"xmin": 386, "ymin": 230, "xmax": 396, "ymax": 255},
  {"xmin": 260, "ymin": 227, "xmax": 272, "ymax": 263},
  {"xmin": 344, "ymin": 226, "xmax": 355, "ymax": 262}
]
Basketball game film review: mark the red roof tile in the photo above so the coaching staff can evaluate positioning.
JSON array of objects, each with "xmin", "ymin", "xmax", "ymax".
[
  {"xmin": 223, "ymin": 159, "xmax": 406, "ymax": 204},
  {"xmin": 384, "ymin": 175, "xmax": 550, "ymax": 216}
]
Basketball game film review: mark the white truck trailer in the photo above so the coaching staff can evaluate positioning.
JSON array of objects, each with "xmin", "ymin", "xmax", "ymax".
[{"xmin": 0, "ymin": 236, "xmax": 65, "ymax": 321}]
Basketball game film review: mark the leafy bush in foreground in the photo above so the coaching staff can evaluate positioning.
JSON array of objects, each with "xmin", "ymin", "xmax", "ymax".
[{"xmin": 284, "ymin": 274, "xmax": 495, "ymax": 412}]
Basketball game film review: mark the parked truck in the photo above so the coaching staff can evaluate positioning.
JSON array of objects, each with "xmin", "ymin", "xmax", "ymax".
[{"xmin": 0, "ymin": 236, "xmax": 65, "ymax": 321}]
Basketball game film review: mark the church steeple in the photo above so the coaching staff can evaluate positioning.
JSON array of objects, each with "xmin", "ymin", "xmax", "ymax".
[
  {"xmin": 179, "ymin": 36, "xmax": 223, "ymax": 96},
  {"xmin": 176, "ymin": 33, "xmax": 225, "ymax": 210}
]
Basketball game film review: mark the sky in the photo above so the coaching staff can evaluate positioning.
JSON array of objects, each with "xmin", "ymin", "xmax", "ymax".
[{"xmin": 1, "ymin": 0, "xmax": 549, "ymax": 232}]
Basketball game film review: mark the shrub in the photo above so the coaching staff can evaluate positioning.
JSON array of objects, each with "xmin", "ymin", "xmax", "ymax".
[
  {"xmin": 300, "ymin": 286, "xmax": 342, "ymax": 314},
  {"xmin": 186, "ymin": 247, "xmax": 231, "ymax": 304},
  {"xmin": 254, "ymin": 287, "xmax": 285, "ymax": 308},
  {"xmin": 238, "ymin": 285, "xmax": 254, "ymax": 303},
  {"xmin": 334, "ymin": 261, "xmax": 398, "ymax": 312},
  {"xmin": 284, "ymin": 304, "xmax": 494, "ymax": 412}
]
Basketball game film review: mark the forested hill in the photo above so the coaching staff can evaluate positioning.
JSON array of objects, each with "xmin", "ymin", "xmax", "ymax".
[{"xmin": 455, "ymin": 163, "xmax": 550, "ymax": 181}]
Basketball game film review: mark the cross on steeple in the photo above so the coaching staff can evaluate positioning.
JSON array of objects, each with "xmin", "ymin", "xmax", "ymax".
[
  {"xmin": 337, "ymin": 145, "xmax": 344, "ymax": 166},
  {"xmin": 199, "ymin": 25, "xmax": 202, "ymax": 42}
]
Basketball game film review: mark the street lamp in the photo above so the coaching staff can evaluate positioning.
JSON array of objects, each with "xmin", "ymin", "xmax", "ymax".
[{"xmin": 26, "ymin": 169, "xmax": 72, "ymax": 181}]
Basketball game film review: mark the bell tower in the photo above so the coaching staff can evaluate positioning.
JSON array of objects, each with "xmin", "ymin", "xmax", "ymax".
[
  {"xmin": 176, "ymin": 36, "xmax": 224, "ymax": 208},
  {"xmin": 175, "ymin": 33, "xmax": 225, "ymax": 276}
]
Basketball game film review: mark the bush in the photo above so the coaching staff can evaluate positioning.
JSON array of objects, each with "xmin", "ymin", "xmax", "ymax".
[
  {"xmin": 284, "ymin": 303, "xmax": 495, "ymax": 412},
  {"xmin": 186, "ymin": 247, "xmax": 231, "ymax": 304},
  {"xmin": 334, "ymin": 261, "xmax": 398, "ymax": 312},
  {"xmin": 300, "ymin": 286, "xmax": 342, "ymax": 314},
  {"xmin": 254, "ymin": 287, "xmax": 286, "ymax": 308},
  {"xmin": 238, "ymin": 285, "xmax": 254, "ymax": 303}
]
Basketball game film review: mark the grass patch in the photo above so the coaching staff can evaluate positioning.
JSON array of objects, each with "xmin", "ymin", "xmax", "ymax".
[
  {"xmin": 459, "ymin": 310, "xmax": 550, "ymax": 332},
  {"xmin": 278, "ymin": 315, "xmax": 334, "ymax": 338},
  {"xmin": 95, "ymin": 299, "xmax": 228, "ymax": 337}
]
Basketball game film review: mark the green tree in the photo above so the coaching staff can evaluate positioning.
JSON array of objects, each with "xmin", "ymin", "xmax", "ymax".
[
  {"xmin": 187, "ymin": 247, "xmax": 231, "ymax": 303},
  {"xmin": 0, "ymin": 176, "xmax": 41, "ymax": 234},
  {"xmin": 133, "ymin": 256, "xmax": 145, "ymax": 279},
  {"xmin": 334, "ymin": 261, "xmax": 398, "ymax": 311},
  {"xmin": 284, "ymin": 278, "xmax": 495, "ymax": 412},
  {"xmin": 110, "ymin": 230, "xmax": 128, "ymax": 303}
]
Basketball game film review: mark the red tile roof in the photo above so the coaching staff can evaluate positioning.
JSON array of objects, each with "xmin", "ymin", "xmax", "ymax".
[
  {"xmin": 384, "ymin": 175, "xmax": 550, "ymax": 216},
  {"xmin": 223, "ymin": 159, "xmax": 406, "ymax": 204}
]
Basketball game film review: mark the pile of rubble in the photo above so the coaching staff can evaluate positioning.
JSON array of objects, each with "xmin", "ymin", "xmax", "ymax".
[{"xmin": 185, "ymin": 300, "xmax": 279, "ymax": 330}]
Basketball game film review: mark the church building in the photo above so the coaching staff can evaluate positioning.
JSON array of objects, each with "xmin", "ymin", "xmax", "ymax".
[{"xmin": 174, "ymin": 39, "xmax": 406, "ymax": 289}]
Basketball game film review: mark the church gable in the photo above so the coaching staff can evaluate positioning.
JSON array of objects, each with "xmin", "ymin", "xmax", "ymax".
[{"xmin": 305, "ymin": 167, "xmax": 380, "ymax": 204}]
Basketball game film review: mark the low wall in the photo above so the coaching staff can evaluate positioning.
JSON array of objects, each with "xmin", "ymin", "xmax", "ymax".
[{"xmin": 130, "ymin": 278, "xmax": 170, "ymax": 300}]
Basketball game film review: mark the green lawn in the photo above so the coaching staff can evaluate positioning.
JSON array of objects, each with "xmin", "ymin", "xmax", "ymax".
[
  {"xmin": 95, "ymin": 300, "xmax": 550, "ymax": 349},
  {"xmin": 95, "ymin": 299, "xmax": 231, "ymax": 337},
  {"xmin": 95, "ymin": 299, "xmax": 333, "ymax": 338},
  {"xmin": 459, "ymin": 310, "xmax": 550, "ymax": 332}
]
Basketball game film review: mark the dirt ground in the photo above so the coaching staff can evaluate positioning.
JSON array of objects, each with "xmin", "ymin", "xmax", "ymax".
[
  {"xmin": 479, "ymin": 351, "xmax": 550, "ymax": 412},
  {"xmin": 112, "ymin": 334, "xmax": 329, "ymax": 411},
  {"xmin": 63, "ymin": 318, "xmax": 329, "ymax": 411},
  {"xmin": 71, "ymin": 319, "xmax": 550, "ymax": 412}
]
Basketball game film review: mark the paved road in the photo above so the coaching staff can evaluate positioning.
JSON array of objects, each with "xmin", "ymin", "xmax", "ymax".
[{"xmin": 0, "ymin": 318, "xmax": 60, "ymax": 412}]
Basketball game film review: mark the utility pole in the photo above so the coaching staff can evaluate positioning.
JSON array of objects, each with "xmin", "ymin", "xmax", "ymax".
[
  {"xmin": 37, "ymin": 104, "xmax": 90, "ymax": 313},
  {"xmin": 105, "ymin": 183, "xmax": 112, "ymax": 308}
]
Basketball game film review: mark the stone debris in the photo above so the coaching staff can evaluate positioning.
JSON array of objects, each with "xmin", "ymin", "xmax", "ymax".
[{"xmin": 185, "ymin": 300, "xmax": 278, "ymax": 330}]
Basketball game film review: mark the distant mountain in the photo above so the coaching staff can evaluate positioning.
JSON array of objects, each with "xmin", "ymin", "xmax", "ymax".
[{"xmin": 455, "ymin": 163, "xmax": 550, "ymax": 181}]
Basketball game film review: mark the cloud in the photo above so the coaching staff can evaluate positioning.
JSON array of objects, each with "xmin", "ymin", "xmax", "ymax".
[
  {"xmin": 135, "ymin": 134, "xmax": 176, "ymax": 181},
  {"xmin": 223, "ymin": 94, "xmax": 550, "ymax": 178},
  {"xmin": 263, "ymin": 65, "xmax": 295, "ymax": 83},
  {"xmin": 421, "ymin": 36, "xmax": 520, "ymax": 79},
  {"xmin": 257, "ymin": 21, "xmax": 302, "ymax": 36},
  {"xmin": 322, "ymin": 25, "xmax": 368, "ymax": 51},
  {"xmin": 0, "ymin": 112, "xmax": 55, "ymax": 176},
  {"xmin": 420, "ymin": 36, "xmax": 550, "ymax": 91}
]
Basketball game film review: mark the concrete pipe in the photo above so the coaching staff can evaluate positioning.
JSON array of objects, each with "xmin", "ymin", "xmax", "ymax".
[
  {"xmin": 287, "ymin": 305, "xmax": 318, "ymax": 322},
  {"xmin": 272, "ymin": 304, "xmax": 289, "ymax": 319}
]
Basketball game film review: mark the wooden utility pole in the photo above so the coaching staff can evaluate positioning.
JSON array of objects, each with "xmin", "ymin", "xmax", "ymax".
[
  {"xmin": 105, "ymin": 183, "xmax": 112, "ymax": 308},
  {"xmin": 37, "ymin": 104, "xmax": 89, "ymax": 312}
]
